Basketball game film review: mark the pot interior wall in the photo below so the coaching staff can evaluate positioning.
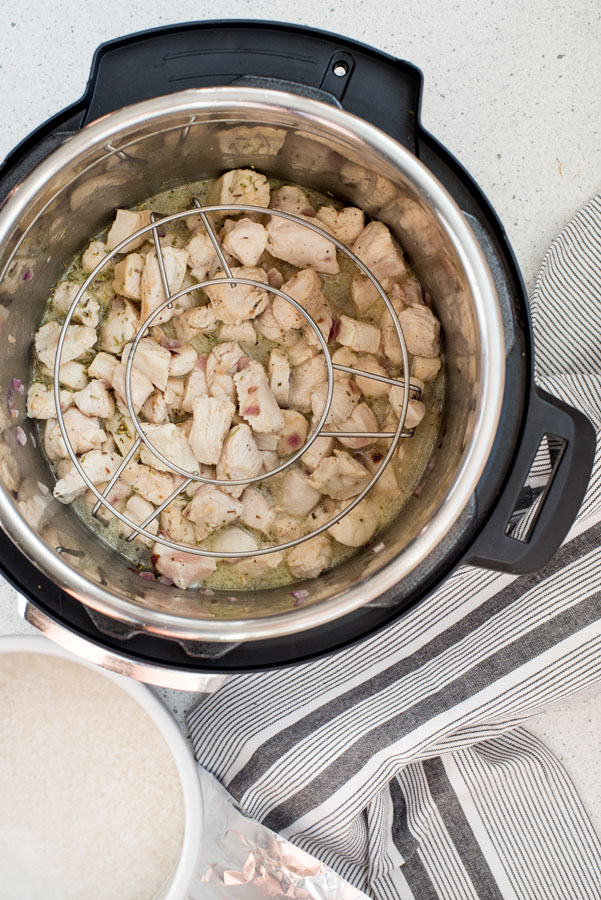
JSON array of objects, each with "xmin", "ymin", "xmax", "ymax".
[{"xmin": 0, "ymin": 97, "xmax": 480, "ymax": 629}]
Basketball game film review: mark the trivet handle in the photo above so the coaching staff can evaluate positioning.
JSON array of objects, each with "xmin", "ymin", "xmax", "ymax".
[{"xmin": 466, "ymin": 387, "xmax": 596, "ymax": 574}]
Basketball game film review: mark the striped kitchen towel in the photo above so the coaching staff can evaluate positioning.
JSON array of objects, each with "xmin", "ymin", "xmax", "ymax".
[{"xmin": 188, "ymin": 193, "xmax": 601, "ymax": 900}]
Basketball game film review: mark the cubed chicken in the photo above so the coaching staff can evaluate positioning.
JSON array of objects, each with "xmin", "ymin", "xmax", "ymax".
[
  {"xmin": 210, "ymin": 526, "xmax": 259, "ymax": 556},
  {"xmin": 122, "ymin": 338, "xmax": 171, "ymax": 391},
  {"xmin": 53, "ymin": 450, "xmax": 122, "ymax": 503},
  {"xmin": 122, "ymin": 463, "xmax": 175, "ymax": 506},
  {"xmin": 358, "ymin": 447, "xmax": 399, "ymax": 496},
  {"xmin": 35, "ymin": 321, "xmax": 97, "ymax": 369},
  {"xmin": 315, "ymin": 205, "xmax": 364, "ymax": 244},
  {"xmin": 101, "ymin": 299, "xmax": 139, "ymax": 355},
  {"xmin": 112, "ymin": 253, "xmax": 145, "ymax": 300},
  {"xmin": 185, "ymin": 228, "xmax": 218, "ymax": 280},
  {"xmin": 265, "ymin": 266, "xmax": 284, "ymax": 289},
  {"xmin": 173, "ymin": 305, "xmax": 217, "ymax": 342},
  {"xmin": 27, "ymin": 383, "xmax": 73, "ymax": 419},
  {"xmin": 119, "ymin": 494, "xmax": 158, "ymax": 546},
  {"xmin": 288, "ymin": 355, "xmax": 328, "ymax": 414},
  {"xmin": 184, "ymin": 485, "xmax": 243, "ymax": 541},
  {"xmin": 106, "ymin": 209, "xmax": 152, "ymax": 252},
  {"xmin": 234, "ymin": 359, "xmax": 284, "ymax": 434},
  {"xmin": 233, "ymin": 549, "xmax": 285, "ymax": 579},
  {"xmin": 309, "ymin": 450, "xmax": 371, "ymax": 500},
  {"xmin": 111, "ymin": 361, "xmax": 154, "ymax": 414},
  {"xmin": 254, "ymin": 304, "xmax": 299, "ymax": 346},
  {"xmin": 45, "ymin": 361, "xmax": 88, "ymax": 391},
  {"xmin": 279, "ymin": 468, "xmax": 322, "ymax": 518},
  {"xmin": 335, "ymin": 403, "xmax": 379, "ymax": 449},
  {"xmin": 287, "ymin": 338, "xmax": 317, "ymax": 366},
  {"xmin": 205, "ymin": 266, "xmax": 269, "ymax": 324},
  {"xmin": 389, "ymin": 389, "xmax": 426, "ymax": 429},
  {"xmin": 222, "ymin": 218, "xmax": 268, "ymax": 266},
  {"xmin": 352, "ymin": 221, "xmax": 406, "ymax": 282},
  {"xmin": 44, "ymin": 409, "xmax": 106, "ymax": 459},
  {"xmin": 216, "ymin": 424, "xmax": 262, "ymax": 497},
  {"xmin": 209, "ymin": 169, "xmax": 271, "ymax": 213},
  {"xmin": 337, "ymin": 316, "xmax": 381, "ymax": 354},
  {"xmin": 267, "ymin": 349, "xmax": 291, "ymax": 407},
  {"xmin": 286, "ymin": 535, "xmax": 332, "ymax": 579},
  {"xmin": 280, "ymin": 269, "xmax": 333, "ymax": 347},
  {"xmin": 412, "ymin": 355, "xmax": 442, "ymax": 382},
  {"xmin": 218, "ymin": 321, "xmax": 257, "ymax": 345},
  {"xmin": 73, "ymin": 379, "xmax": 115, "ymax": 419},
  {"xmin": 266, "ymin": 215, "xmax": 339, "ymax": 275},
  {"xmin": 141, "ymin": 390, "xmax": 168, "ymax": 424},
  {"xmin": 301, "ymin": 432, "xmax": 334, "ymax": 471},
  {"xmin": 272, "ymin": 513, "xmax": 302, "ymax": 543},
  {"xmin": 139, "ymin": 423, "xmax": 198, "ymax": 473},
  {"xmin": 81, "ymin": 240, "xmax": 108, "ymax": 274},
  {"xmin": 52, "ymin": 281, "xmax": 100, "ymax": 328},
  {"xmin": 353, "ymin": 355, "xmax": 391, "ymax": 398},
  {"xmin": 380, "ymin": 308, "xmax": 403, "ymax": 367},
  {"xmin": 168, "ymin": 343, "xmax": 197, "ymax": 377},
  {"xmin": 277, "ymin": 410, "xmax": 309, "ymax": 456},
  {"xmin": 311, "ymin": 377, "xmax": 361, "ymax": 426},
  {"xmin": 271, "ymin": 185, "xmax": 314, "ymax": 215},
  {"xmin": 206, "ymin": 342, "xmax": 247, "ymax": 401},
  {"xmin": 351, "ymin": 273, "xmax": 382, "ymax": 314},
  {"xmin": 261, "ymin": 450, "xmax": 279, "ymax": 472},
  {"xmin": 398, "ymin": 306, "xmax": 441, "ymax": 358},
  {"xmin": 329, "ymin": 498, "xmax": 379, "ymax": 547},
  {"xmin": 106, "ymin": 412, "xmax": 137, "ymax": 455},
  {"xmin": 160, "ymin": 502, "xmax": 196, "ymax": 545},
  {"xmin": 182, "ymin": 359, "xmax": 209, "ymax": 413},
  {"xmin": 87, "ymin": 351, "xmax": 118, "ymax": 386},
  {"xmin": 189, "ymin": 396, "xmax": 235, "ymax": 465},
  {"xmin": 141, "ymin": 247, "xmax": 189, "ymax": 325},
  {"xmin": 239, "ymin": 487, "xmax": 276, "ymax": 535},
  {"xmin": 151, "ymin": 544, "xmax": 216, "ymax": 589},
  {"xmin": 253, "ymin": 432, "xmax": 279, "ymax": 451}
]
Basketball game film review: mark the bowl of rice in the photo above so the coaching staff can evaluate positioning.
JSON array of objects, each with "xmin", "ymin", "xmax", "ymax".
[{"xmin": 0, "ymin": 634, "xmax": 203, "ymax": 900}]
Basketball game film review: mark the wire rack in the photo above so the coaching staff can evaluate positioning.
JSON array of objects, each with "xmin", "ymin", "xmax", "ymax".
[{"xmin": 54, "ymin": 203, "xmax": 419, "ymax": 559}]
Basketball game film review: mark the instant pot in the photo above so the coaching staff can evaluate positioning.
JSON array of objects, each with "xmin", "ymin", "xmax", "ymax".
[{"xmin": 0, "ymin": 21, "xmax": 594, "ymax": 689}]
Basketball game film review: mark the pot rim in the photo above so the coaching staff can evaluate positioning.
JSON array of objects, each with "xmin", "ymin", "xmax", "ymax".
[{"xmin": 0, "ymin": 86, "xmax": 505, "ymax": 641}]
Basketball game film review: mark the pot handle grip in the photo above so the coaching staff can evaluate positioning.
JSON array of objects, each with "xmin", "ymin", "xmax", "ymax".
[{"xmin": 465, "ymin": 387, "xmax": 596, "ymax": 574}]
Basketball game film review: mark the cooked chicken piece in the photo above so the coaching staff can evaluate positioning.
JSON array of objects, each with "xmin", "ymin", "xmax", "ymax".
[
  {"xmin": 188, "ymin": 396, "xmax": 235, "ymax": 465},
  {"xmin": 209, "ymin": 169, "xmax": 270, "ymax": 213},
  {"xmin": 315, "ymin": 205, "xmax": 364, "ymax": 244},
  {"xmin": 280, "ymin": 468, "xmax": 321, "ymax": 517},
  {"xmin": 111, "ymin": 361, "xmax": 154, "ymax": 414},
  {"xmin": 353, "ymin": 354, "xmax": 391, "ymax": 398},
  {"xmin": 182, "ymin": 359, "xmax": 208, "ymax": 413},
  {"xmin": 53, "ymin": 450, "xmax": 122, "ymax": 503},
  {"xmin": 288, "ymin": 355, "xmax": 328, "ymax": 413},
  {"xmin": 139, "ymin": 423, "xmax": 198, "ymax": 473},
  {"xmin": 329, "ymin": 498, "xmax": 379, "ymax": 547},
  {"xmin": 112, "ymin": 252, "xmax": 145, "ymax": 300},
  {"xmin": 160, "ymin": 502, "xmax": 196, "ymax": 545},
  {"xmin": 272, "ymin": 513, "xmax": 302, "ymax": 543},
  {"xmin": 210, "ymin": 526, "xmax": 259, "ymax": 556},
  {"xmin": 260, "ymin": 450, "xmax": 280, "ymax": 473},
  {"xmin": 26, "ymin": 383, "xmax": 73, "ymax": 419},
  {"xmin": 105, "ymin": 412, "xmax": 137, "ymax": 455},
  {"xmin": 350, "ymin": 273, "xmax": 383, "ymax": 314},
  {"xmin": 185, "ymin": 228, "xmax": 218, "ymax": 280},
  {"xmin": 106, "ymin": 209, "xmax": 152, "ymax": 252},
  {"xmin": 167, "ymin": 343, "xmax": 197, "ymax": 378},
  {"xmin": 412, "ymin": 355, "xmax": 442, "ymax": 382},
  {"xmin": 253, "ymin": 432, "xmax": 279, "ymax": 451},
  {"xmin": 301, "ymin": 432, "xmax": 334, "ymax": 471},
  {"xmin": 254, "ymin": 304, "xmax": 299, "ymax": 346},
  {"xmin": 222, "ymin": 218, "xmax": 268, "ymax": 267},
  {"xmin": 87, "ymin": 351, "xmax": 118, "ymax": 386},
  {"xmin": 271, "ymin": 185, "xmax": 314, "ymax": 216},
  {"xmin": 173, "ymin": 305, "xmax": 217, "ymax": 342},
  {"xmin": 151, "ymin": 544, "xmax": 216, "ymax": 589},
  {"xmin": 95, "ymin": 477, "xmax": 131, "ymax": 511},
  {"xmin": 35, "ymin": 321, "xmax": 97, "ymax": 368},
  {"xmin": 335, "ymin": 403, "xmax": 379, "ymax": 449},
  {"xmin": 122, "ymin": 337, "xmax": 171, "ymax": 391},
  {"xmin": 280, "ymin": 269, "xmax": 333, "ymax": 347},
  {"xmin": 266, "ymin": 215, "xmax": 339, "ymax": 275},
  {"xmin": 352, "ymin": 221, "xmax": 405, "ymax": 283},
  {"xmin": 216, "ymin": 424, "xmax": 262, "ymax": 497},
  {"xmin": 265, "ymin": 266, "xmax": 284, "ymax": 289},
  {"xmin": 205, "ymin": 266, "xmax": 269, "ymax": 324},
  {"xmin": 234, "ymin": 359, "xmax": 284, "ymax": 434},
  {"xmin": 141, "ymin": 247, "xmax": 189, "ymax": 325},
  {"xmin": 357, "ymin": 447, "xmax": 399, "ymax": 495},
  {"xmin": 122, "ymin": 463, "xmax": 175, "ymax": 506},
  {"xmin": 277, "ymin": 410, "xmax": 309, "ymax": 456},
  {"xmin": 218, "ymin": 321, "xmax": 257, "ymax": 345},
  {"xmin": 52, "ymin": 281, "xmax": 100, "ymax": 328},
  {"xmin": 206, "ymin": 342, "xmax": 247, "ymax": 401},
  {"xmin": 398, "ymin": 305, "xmax": 441, "ymax": 357},
  {"xmin": 44, "ymin": 408, "xmax": 106, "ymax": 460},
  {"xmin": 183, "ymin": 485, "xmax": 243, "ymax": 541},
  {"xmin": 234, "ymin": 549, "xmax": 285, "ymax": 578},
  {"xmin": 389, "ymin": 389, "xmax": 426, "ymax": 429},
  {"xmin": 287, "ymin": 535, "xmax": 332, "ymax": 579},
  {"xmin": 48, "ymin": 361, "xmax": 88, "ymax": 391},
  {"xmin": 268, "ymin": 349, "xmax": 291, "ymax": 406},
  {"xmin": 239, "ymin": 487, "xmax": 276, "ymax": 535},
  {"xmin": 101, "ymin": 298, "xmax": 139, "ymax": 355},
  {"xmin": 380, "ymin": 308, "xmax": 403, "ymax": 368},
  {"xmin": 309, "ymin": 450, "xmax": 370, "ymax": 500},
  {"xmin": 337, "ymin": 315, "xmax": 381, "ymax": 354},
  {"xmin": 141, "ymin": 390, "xmax": 168, "ymax": 424},
  {"xmin": 164, "ymin": 378, "xmax": 185, "ymax": 417},
  {"xmin": 119, "ymin": 494, "xmax": 158, "ymax": 546},
  {"xmin": 311, "ymin": 377, "xmax": 361, "ymax": 426},
  {"xmin": 81, "ymin": 240, "xmax": 108, "ymax": 274},
  {"xmin": 73, "ymin": 379, "xmax": 115, "ymax": 419},
  {"xmin": 331, "ymin": 345, "xmax": 357, "ymax": 369},
  {"xmin": 287, "ymin": 338, "xmax": 317, "ymax": 366}
]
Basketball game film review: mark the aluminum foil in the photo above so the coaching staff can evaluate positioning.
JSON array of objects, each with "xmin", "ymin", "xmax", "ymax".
[{"xmin": 190, "ymin": 767, "xmax": 369, "ymax": 900}]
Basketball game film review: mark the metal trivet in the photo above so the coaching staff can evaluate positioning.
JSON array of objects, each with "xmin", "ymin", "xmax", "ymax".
[{"xmin": 54, "ymin": 203, "xmax": 419, "ymax": 558}]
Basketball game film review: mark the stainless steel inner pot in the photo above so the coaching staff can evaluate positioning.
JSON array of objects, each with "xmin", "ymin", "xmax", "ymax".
[{"xmin": 0, "ymin": 88, "xmax": 504, "ymax": 642}]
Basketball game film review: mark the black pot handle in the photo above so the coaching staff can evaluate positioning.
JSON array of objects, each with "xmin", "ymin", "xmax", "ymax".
[{"xmin": 466, "ymin": 387, "xmax": 596, "ymax": 574}]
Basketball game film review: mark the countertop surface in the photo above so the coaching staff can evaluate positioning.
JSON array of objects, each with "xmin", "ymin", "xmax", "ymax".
[{"xmin": 1, "ymin": 0, "xmax": 601, "ymax": 833}]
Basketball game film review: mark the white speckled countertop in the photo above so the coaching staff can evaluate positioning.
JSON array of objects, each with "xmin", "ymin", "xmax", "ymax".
[{"xmin": 1, "ymin": 0, "xmax": 600, "ymax": 833}]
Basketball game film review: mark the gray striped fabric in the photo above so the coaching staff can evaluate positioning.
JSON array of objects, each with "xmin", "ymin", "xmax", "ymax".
[{"xmin": 188, "ymin": 194, "xmax": 601, "ymax": 899}]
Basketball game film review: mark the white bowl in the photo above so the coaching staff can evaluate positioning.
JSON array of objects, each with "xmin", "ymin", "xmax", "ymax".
[{"xmin": 0, "ymin": 634, "xmax": 202, "ymax": 900}]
